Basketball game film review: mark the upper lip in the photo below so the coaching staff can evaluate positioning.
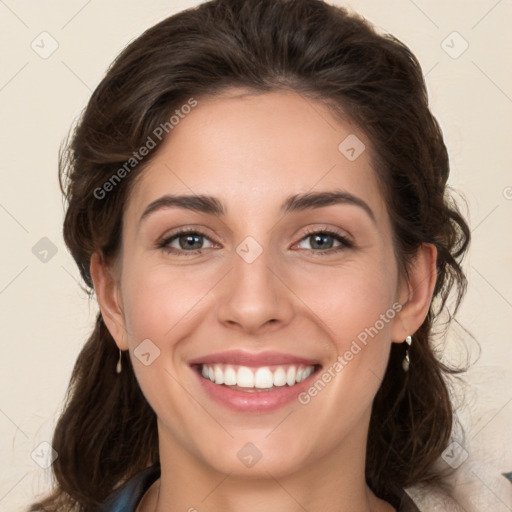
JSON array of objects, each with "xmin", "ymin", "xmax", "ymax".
[{"xmin": 189, "ymin": 350, "xmax": 321, "ymax": 367}]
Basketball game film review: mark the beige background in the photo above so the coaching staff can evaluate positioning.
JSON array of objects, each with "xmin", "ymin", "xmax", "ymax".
[{"xmin": 0, "ymin": 0, "xmax": 511, "ymax": 510}]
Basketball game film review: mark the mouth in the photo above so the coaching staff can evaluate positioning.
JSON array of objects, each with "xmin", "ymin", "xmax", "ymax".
[
  {"xmin": 189, "ymin": 351, "xmax": 323, "ymax": 412},
  {"xmin": 192, "ymin": 362, "xmax": 322, "ymax": 392}
]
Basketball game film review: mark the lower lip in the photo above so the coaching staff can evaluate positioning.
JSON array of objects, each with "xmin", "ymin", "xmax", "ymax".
[{"xmin": 192, "ymin": 366, "xmax": 320, "ymax": 413}]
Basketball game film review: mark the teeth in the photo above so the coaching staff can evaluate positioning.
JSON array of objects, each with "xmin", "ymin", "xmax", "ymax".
[
  {"xmin": 224, "ymin": 366, "xmax": 237, "ymax": 385},
  {"xmin": 303, "ymin": 366, "xmax": 314, "ymax": 379},
  {"xmin": 237, "ymin": 366, "xmax": 254, "ymax": 388},
  {"xmin": 286, "ymin": 366, "xmax": 296, "ymax": 386},
  {"xmin": 199, "ymin": 363, "xmax": 316, "ymax": 389},
  {"xmin": 273, "ymin": 367, "xmax": 287, "ymax": 386},
  {"xmin": 214, "ymin": 365, "xmax": 224, "ymax": 385},
  {"xmin": 254, "ymin": 367, "xmax": 273, "ymax": 388}
]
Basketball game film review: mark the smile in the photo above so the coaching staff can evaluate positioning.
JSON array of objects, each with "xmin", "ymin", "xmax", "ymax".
[
  {"xmin": 189, "ymin": 350, "xmax": 322, "ymax": 412},
  {"xmin": 198, "ymin": 363, "xmax": 317, "ymax": 390}
]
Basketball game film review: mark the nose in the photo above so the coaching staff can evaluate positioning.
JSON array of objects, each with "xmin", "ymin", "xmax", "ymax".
[{"xmin": 216, "ymin": 242, "xmax": 295, "ymax": 335}]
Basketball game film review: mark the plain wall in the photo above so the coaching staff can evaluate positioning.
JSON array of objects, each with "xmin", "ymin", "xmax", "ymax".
[{"xmin": 0, "ymin": 0, "xmax": 511, "ymax": 510}]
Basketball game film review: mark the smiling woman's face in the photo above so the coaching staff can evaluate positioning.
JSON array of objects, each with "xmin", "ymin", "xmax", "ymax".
[{"xmin": 92, "ymin": 89, "xmax": 429, "ymax": 481}]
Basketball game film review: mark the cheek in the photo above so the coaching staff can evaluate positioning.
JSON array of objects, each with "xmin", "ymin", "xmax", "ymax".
[
  {"xmin": 118, "ymin": 260, "xmax": 216, "ymax": 432},
  {"xmin": 293, "ymin": 266, "xmax": 398, "ymax": 441},
  {"xmin": 297, "ymin": 253, "xmax": 398, "ymax": 344},
  {"xmin": 121, "ymin": 259, "xmax": 216, "ymax": 343},
  {"xmin": 292, "ymin": 251, "xmax": 399, "ymax": 413}
]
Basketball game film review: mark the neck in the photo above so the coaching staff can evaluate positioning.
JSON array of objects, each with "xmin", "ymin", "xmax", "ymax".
[{"xmin": 140, "ymin": 421, "xmax": 396, "ymax": 512}]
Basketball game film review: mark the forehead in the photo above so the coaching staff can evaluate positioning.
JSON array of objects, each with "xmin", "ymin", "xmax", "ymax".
[{"xmin": 125, "ymin": 90, "xmax": 387, "ymax": 223}]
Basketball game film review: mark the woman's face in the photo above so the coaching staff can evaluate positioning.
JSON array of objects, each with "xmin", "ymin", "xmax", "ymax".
[{"xmin": 97, "ymin": 89, "xmax": 417, "ymax": 478}]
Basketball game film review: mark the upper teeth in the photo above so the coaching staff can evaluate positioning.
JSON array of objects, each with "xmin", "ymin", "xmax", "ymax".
[{"xmin": 200, "ymin": 364, "xmax": 315, "ymax": 388}]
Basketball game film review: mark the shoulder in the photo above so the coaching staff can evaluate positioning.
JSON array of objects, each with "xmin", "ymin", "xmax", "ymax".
[{"xmin": 100, "ymin": 465, "xmax": 161, "ymax": 512}]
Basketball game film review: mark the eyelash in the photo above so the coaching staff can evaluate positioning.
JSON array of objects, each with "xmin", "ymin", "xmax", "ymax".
[{"xmin": 156, "ymin": 227, "xmax": 353, "ymax": 256}]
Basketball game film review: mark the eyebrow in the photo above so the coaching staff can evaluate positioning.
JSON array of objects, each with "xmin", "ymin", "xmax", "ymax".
[{"xmin": 138, "ymin": 189, "xmax": 376, "ymax": 226}]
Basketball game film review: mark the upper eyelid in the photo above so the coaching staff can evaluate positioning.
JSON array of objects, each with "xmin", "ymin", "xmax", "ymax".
[{"xmin": 300, "ymin": 225, "xmax": 352, "ymax": 240}]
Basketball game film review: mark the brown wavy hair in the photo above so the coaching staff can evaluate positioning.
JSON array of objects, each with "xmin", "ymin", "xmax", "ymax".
[{"xmin": 29, "ymin": 0, "xmax": 471, "ymax": 510}]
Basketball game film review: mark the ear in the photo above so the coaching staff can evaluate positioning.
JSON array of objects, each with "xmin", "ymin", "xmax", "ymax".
[
  {"xmin": 90, "ymin": 251, "xmax": 129, "ymax": 350},
  {"xmin": 391, "ymin": 243, "xmax": 437, "ymax": 343}
]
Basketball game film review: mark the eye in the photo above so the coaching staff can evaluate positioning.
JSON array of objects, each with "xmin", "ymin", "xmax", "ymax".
[
  {"xmin": 156, "ymin": 227, "xmax": 353, "ymax": 256},
  {"xmin": 295, "ymin": 228, "xmax": 353, "ymax": 254},
  {"xmin": 157, "ymin": 229, "xmax": 216, "ymax": 255}
]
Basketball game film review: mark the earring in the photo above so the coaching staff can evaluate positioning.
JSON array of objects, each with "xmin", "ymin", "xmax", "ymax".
[
  {"xmin": 402, "ymin": 335, "xmax": 412, "ymax": 372},
  {"xmin": 116, "ymin": 349, "xmax": 123, "ymax": 374}
]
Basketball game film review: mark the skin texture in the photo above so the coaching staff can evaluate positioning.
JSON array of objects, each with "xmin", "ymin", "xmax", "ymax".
[{"xmin": 90, "ymin": 89, "xmax": 437, "ymax": 512}]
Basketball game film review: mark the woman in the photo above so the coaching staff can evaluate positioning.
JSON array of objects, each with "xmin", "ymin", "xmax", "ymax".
[{"xmin": 29, "ymin": 0, "xmax": 470, "ymax": 510}]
